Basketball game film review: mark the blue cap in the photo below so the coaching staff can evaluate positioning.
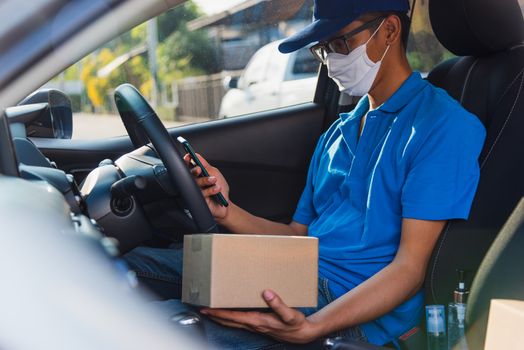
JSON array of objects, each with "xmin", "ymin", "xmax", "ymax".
[{"xmin": 278, "ymin": 0, "xmax": 410, "ymax": 53}]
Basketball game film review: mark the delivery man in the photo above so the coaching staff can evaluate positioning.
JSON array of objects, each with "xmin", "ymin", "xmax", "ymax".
[{"xmin": 124, "ymin": 0, "xmax": 486, "ymax": 348}]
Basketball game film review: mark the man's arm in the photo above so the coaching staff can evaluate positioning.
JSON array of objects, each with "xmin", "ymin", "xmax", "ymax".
[
  {"xmin": 308, "ymin": 218, "xmax": 445, "ymax": 335},
  {"xmin": 218, "ymin": 203, "xmax": 308, "ymax": 236},
  {"xmin": 203, "ymin": 218, "xmax": 445, "ymax": 343},
  {"xmin": 185, "ymin": 153, "xmax": 308, "ymax": 236}
]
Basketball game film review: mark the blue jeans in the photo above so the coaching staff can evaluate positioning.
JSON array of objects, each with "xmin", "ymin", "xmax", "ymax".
[{"xmin": 124, "ymin": 244, "xmax": 367, "ymax": 350}]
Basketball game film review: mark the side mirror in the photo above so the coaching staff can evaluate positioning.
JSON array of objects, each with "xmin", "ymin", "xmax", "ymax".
[
  {"xmin": 223, "ymin": 76, "xmax": 239, "ymax": 90},
  {"xmin": 17, "ymin": 89, "xmax": 73, "ymax": 139}
]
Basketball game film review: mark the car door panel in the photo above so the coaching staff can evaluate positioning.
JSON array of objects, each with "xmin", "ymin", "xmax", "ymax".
[
  {"xmin": 32, "ymin": 137, "xmax": 135, "ymax": 183},
  {"xmin": 171, "ymin": 103, "xmax": 325, "ymax": 222},
  {"xmin": 33, "ymin": 103, "xmax": 326, "ymax": 223}
]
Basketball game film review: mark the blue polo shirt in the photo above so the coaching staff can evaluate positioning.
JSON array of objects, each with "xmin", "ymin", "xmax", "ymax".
[{"xmin": 293, "ymin": 72, "xmax": 486, "ymax": 345}]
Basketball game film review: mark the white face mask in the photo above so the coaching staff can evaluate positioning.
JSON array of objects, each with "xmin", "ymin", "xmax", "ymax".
[{"xmin": 326, "ymin": 20, "xmax": 389, "ymax": 96}]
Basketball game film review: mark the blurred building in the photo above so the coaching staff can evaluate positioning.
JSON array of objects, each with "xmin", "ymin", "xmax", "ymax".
[{"xmin": 188, "ymin": 0, "xmax": 313, "ymax": 71}]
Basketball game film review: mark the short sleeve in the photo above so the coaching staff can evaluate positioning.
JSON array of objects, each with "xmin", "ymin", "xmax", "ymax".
[
  {"xmin": 401, "ymin": 112, "xmax": 486, "ymax": 221},
  {"xmin": 293, "ymin": 134, "xmax": 326, "ymax": 225}
]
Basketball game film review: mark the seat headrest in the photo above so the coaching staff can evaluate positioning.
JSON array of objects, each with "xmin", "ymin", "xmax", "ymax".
[{"xmin": 429, "ymin": 0, "xmax": 524, "ymax": 56}]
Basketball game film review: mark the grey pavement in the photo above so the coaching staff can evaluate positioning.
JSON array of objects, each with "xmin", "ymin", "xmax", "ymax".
[{"xmin": 72, "ymin": 113, "xmax": 196, "ymax": 139}]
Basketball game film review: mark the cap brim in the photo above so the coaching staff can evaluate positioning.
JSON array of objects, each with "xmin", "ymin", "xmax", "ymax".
[{"xmin": 278, "ymin": 16, "xmax": 357, "ymax": 53}]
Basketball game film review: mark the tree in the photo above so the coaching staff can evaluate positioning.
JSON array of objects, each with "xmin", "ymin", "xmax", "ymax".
[
  {"xmin": 406, "ymin": 0, "xmax": 454, "ymax": 72},
  {"xmin": 157, "ymin": 2, "xmax": 219, "ymax": 83},
  {"xmin": 157, "ymin": 2, "xmax": 203, "ymax": 41},
  {"xmin": 80, "ymin": 48, "xmax": 115, "ymax": 111},
  {"xmin": 157, "ymin": 26, "xmax": 219, "ymax": 83},
  {"xmin": 62, "ymin": 1, "xmax": 217, "ymax": 112},
  {"xmin": 407, "ymin": 31, "xmax": 449, "ymax": 72}
]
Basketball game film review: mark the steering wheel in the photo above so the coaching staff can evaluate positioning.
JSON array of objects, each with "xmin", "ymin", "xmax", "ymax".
[{"xmin": 114, "ymin": 83, "xmax": 218, "ymax": 234}]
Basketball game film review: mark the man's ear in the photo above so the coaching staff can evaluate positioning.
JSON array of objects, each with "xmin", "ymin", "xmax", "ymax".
[{"xmin": 383, "ymin": 15, "xmax": 402, "ymax": 45}]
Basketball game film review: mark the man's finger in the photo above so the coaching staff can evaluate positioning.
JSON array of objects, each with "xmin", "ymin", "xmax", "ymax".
[
  {"xmin": 190, "ymin": 166, "xmax": 202, "ymax": 177},
  {"xmin": 202, "ymin": 185, "xmax": 221, "ymax": 197},
  {"xmin": 262, "ymin": 290, "xmax": 299, "ymax": 324},
  {"xmin": 207, "ymin": 315, "xmax": 254, "ymax": 332},
  {"xmin": 202, "ymin": 309, "xmax": 260, "ymax": 326},
  {"xmin": 196, "ymin": 176, "xmax": 216, "ymax": 188}
]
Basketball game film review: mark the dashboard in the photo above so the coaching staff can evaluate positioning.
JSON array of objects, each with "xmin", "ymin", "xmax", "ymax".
[{"xmin": 5, "ymin": 87, "xmax": 194, "ymax": 254}]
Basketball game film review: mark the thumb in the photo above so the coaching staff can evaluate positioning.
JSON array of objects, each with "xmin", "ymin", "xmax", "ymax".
[
  {"xmin": 262, "ymin": 290, "xmax": 298, "ymax": 324},
  {"xmin": 183, "ymin": 154, "xmax": 192, "ymax": 165}
]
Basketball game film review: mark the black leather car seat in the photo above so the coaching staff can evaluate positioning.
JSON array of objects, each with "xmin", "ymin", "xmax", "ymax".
[
  {"xmin": 170, "ymin": 1, "xmax": 524, "ymax": 348},
  {"xmin": 424, "ymin": 0, "xmax": 524, "ymax": 308},
  {"xmin": 466, "ymin": 197, "xmax": 524, "ymax": 349},
  {"xmin": 283, "ymin": 2, "xmax": 524, "ymax": 349}
]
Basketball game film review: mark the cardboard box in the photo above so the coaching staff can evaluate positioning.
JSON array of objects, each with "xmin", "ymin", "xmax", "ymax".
[
  {"xmin": 484, "ymin": 299, "xmax": 524, "ymax": 350},
  {"xmin": 182, "ymin": 234, "xmax": 318, "ymax": 308}
]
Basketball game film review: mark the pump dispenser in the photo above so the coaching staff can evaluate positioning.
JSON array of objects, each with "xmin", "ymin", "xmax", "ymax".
[
  {"xmin": 448, "ymin": 270, "xmax": 469, "ymax": 350},
  {"xmin": 453, "ymin": 270, "xmax": 469, "ymax": 304}
]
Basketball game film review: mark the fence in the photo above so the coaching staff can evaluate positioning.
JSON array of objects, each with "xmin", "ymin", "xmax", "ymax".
[{"xmin": 171, "ymin": 71, "xmax": 242, "ymax": 120}]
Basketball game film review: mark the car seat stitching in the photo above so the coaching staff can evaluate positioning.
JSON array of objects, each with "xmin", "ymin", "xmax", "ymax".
[
  {"xmin": 492, "ymin": 63, "xmax": 524, "ymax": 113},
  {"xmin": 480, "ymin": 71, "xmax": 524, "ymax": 168},
  {"xmin": 430, "ymin": 55, "xmax": 478, "ymax": 303},
  {"xmin": 430, "ymin": 222, "xmax": 452, "ymax": 303},
  {"xmin": 459, "ymin": 59, "xmax": 479, "ymax": 104},
  {"xmin": 510, "ymin": 43, "xmax": 524, "ymax": 51},
  {"xmin": 430, "ymin": 62, "xmax": 524, "ymax": 303}
]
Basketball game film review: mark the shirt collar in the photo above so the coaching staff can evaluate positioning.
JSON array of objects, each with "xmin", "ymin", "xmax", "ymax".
[
  {"xmin": 340, "ymin": 95, "xmax": 370, "ymax": 123},
  {"xmin": 379, "ymin": 72, "xmax": 427, "ymax": 113},
  {"xmin": 339, "ymin": 72, "xmax": 427, "ymax": 122}
]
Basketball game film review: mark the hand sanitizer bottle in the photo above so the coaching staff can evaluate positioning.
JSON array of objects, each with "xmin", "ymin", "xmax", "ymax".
[
  {"xmin": 426, "ymin": 305, "xmax": 446, "ymax": 350},
  {"xmin": 448, "ymin": 270, "xmax": 469, "ymax": 350}
]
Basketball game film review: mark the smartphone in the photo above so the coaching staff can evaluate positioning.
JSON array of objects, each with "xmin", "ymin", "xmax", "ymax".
[{"xmin": 177, "ymin": 136, "xmax": 229, "ymax": 207}]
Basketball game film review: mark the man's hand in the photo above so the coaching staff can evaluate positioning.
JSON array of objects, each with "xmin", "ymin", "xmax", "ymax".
[
  {"xmin": 201, "ymin": 290, "xmax": 322, "ymax": 344},
  {"xmin": 184, "ymin": 153, "xmax": 231, "ymax": 220},
  {"xmin": 183, "ymin": 153, "xmax": 307, "ymax": 236}
]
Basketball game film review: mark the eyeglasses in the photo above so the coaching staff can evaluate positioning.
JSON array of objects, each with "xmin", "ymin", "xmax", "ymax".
[{"xmin": 310, "ymin": 16, "xmax": 386, "ymax": 64}]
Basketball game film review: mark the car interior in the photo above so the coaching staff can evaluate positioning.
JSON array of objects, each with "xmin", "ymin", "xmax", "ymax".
[{"xmin": 0, "ymin": 0, "xmax": 523, "ymax": 349}]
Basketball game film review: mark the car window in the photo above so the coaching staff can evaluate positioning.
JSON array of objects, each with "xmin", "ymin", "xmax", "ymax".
[
  {"xmin": 406, "ymin": 0, "xmax": 454, "ymax": 75},
  {"xmin": 240, "ymin": 45, "xmax": 271, "ymax": 87},
  {"xmin": 287, "ymin": 47, "xmax": 319, "ymax": 80},
  {"xmin": 42, "ymin": 0, "xmax": 317, "ymax": 139},
  {"xmin": 407, "ymin": 0, "xmax": 524, "ymax": 74}
]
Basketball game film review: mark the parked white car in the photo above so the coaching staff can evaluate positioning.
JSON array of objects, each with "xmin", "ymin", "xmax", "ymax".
[{"xmin": 219, "ymin": 40, "xmax": 319, "ymax": 118}]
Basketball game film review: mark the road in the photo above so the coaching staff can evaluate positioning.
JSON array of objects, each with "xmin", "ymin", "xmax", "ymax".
[{"xmin": 72, "ymin": 113, "xmax": 197, "ymax": 139}]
